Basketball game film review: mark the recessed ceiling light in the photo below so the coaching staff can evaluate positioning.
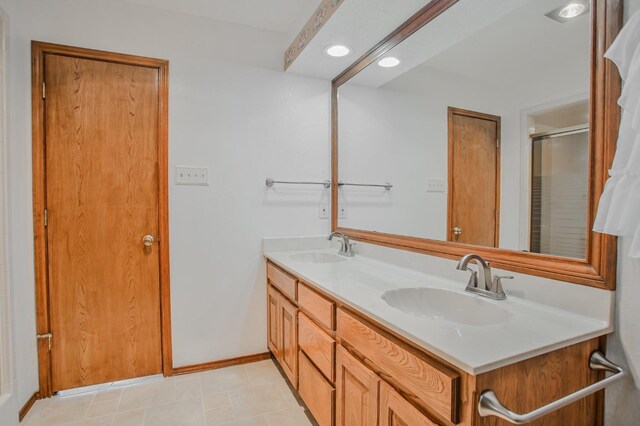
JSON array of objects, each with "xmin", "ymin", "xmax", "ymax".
[
  {"xmin": 378, "ymin": 57, "xmax": 400, "ymax": 68},
  {"xmin": 559, "ymin": 2, "xmax": 587, "ymax": 18},
  {"xmin": 326, "ymin": 45, "xmax": 351, "ymax": 57},
  {"xmin": 546, "ymin": 1, "xmax": 590, "ymax": 22}
]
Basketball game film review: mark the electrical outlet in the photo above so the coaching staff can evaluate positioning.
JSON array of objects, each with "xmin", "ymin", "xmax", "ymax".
[
  {"xmin": 319, "ymin": 204, "xmax": 329, "ymax": 219},
  {"xmin": 339, "ymin": 206, "xmax": 347, "ymax": 219},
  {"xmin": 176, "ymin": 166, "xmax": 209, "ymax": 186},
  {"xmin": 426, "ymin": 178, "xmax": 446, "ymax": 193}
]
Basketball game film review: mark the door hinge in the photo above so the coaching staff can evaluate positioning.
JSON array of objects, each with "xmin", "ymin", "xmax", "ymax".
[
  {"xmin": 37, "ymin": 333, "xmax": 53, "ymax": 351},
  {"xmin": 44, "ymin": 209, "xmax": 48, "ymax": 227},
  {"xmin": 496, "ymin": 139, "xmax": 499, "ymax": 149},
  {"xmin": 42, "ymin": 82, "xmax": 46, "ymax": 100}
]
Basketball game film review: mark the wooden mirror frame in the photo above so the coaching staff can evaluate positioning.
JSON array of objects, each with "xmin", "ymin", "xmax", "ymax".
[{"xmin": 331, "ymin": 0, "xmax": 622, "ymax": 290}]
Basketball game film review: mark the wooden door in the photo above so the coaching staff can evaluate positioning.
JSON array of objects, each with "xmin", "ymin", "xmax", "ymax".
[
  {"xmin": 45, "ymin": 53, "xmax": 163, "ymax": 391},
  {"xmin": 336, "ymin": 345, "xmax": 379, "ymax": 426},
  {"xmin": 379, "ymin": 382, "xmax": 438, "ymax": 426},
  {"xmin": 447, "ymin": 107, "xmax": 501, "ymax": 247},
  {"xmin": 267, "ymin": 286, "xmax": 281, "ymax": 359},
  {"xmin": 280, "ymin": 296, "xmax": 298, "ymax": 386}
]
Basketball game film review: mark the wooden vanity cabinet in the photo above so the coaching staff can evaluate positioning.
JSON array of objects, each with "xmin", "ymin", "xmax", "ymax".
[
  {"xmin": 380, "ymin": 381, "xmax": 439, "ymax": 426},
  {"xmin": 266, "ymin": 284, "xmax": 298, "ymax": 387},
  {"xmin": 335, "ymin": 345, "xmax": 379, "ymax": 426},
  {"xmin": 265, "ymin": 261, "xmax": 604, "ymax": 426}
]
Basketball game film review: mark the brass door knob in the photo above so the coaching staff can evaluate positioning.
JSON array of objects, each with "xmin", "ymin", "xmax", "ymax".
[
  {"xmin": 453, "ymin": 227, "xmax": 463, "ymax": 241},
  {"xmin": 142, "ymin": 235, "xmax": 155, "ymax": 247}
]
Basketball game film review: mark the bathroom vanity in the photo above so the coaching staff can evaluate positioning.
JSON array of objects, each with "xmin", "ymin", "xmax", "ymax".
[{"xmin": 263, "ymin": 244, "xmax": 613, "ymax": 426}]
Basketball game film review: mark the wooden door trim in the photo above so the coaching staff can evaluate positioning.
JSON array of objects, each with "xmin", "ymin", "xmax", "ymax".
[
  {"xmin": 31, "ymin": 41, "xmax": 172, "ymax": 397},
  {"xmin": 446, "ymin": 107, "xmax": 501, "ymax": 247},
  {"xmin": 331, "ymin": 0, "xmax": 621, "ymax": 290}
]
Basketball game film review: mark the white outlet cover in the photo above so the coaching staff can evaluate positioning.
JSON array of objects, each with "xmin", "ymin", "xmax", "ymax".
[
  {"xmin": 176, "ymin": 166, "xmax": 209, "ymax": 186},
  {"xmin": 426, "ymin": 178, "xmax": 446, "ymax": 193},
  {"xmin": 319, "ymin": 204, "xmax": 329, "ymax": 219},
  {"xmin": 339, "ymin": 206, "xmax": 347, "ymax": 219}
]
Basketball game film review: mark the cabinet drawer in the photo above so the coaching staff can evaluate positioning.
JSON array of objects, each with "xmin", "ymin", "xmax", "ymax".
[
  {"xmin": 298, "ymin": 282, "xmax": 335, "ymax": 330},
  {"xmin": 267, "ymin": 262, "xmax": 296, "ymax": 300},
  {"xmin": 299, "ymin": 351, "xmax": 334, "ymax": 426},
  {"xmin": 299, "ymin": 312, "xmax": 335, "ymax": 381},
  {"xmin": 337, "ymin": 309, "xmax": 459, "ymax": 423},
  {"xmin": 380, "ymin": 381, "xmax": 439, "ymax": 426}
]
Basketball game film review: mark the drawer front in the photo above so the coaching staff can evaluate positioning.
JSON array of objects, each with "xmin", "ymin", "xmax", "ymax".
[
  {"xmin": 267, "ymin": 262, "xmax": 296, "ymax": 300},
  {"xmin": 298, "ymin": 282, "xmax": 335, "ymax": 330},
  {"xmin": 299, "ymin": 312, "xmax": 335, "ymax": 381},
  {"xmin": 299, "ymin": 351, "xmax": 335, "ymax": 426},
  {"xmin": 337, "ymin": 309, "xmax": 459, "ymax": 423},
  {"xmin": 380, "ymin": 381, "xmax": 439, "ymax": 426}
]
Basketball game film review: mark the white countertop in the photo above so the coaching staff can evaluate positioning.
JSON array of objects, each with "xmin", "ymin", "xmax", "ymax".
[{"xmin": 264, "ymin": 247, "xmax": 612, "ymax": 375}]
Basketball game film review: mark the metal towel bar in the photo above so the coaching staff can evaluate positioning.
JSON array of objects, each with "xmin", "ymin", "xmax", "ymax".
[
  {"xmin": 265, "ymin": 178, "xmax": 331, "ymax": 189},
  {"xmin": 478, "ymin": 351, "xmax": 624, "ymax": 424},
  {"xmin": 338, "ymin": 181, "xmax": 393, "ymax": 190}
]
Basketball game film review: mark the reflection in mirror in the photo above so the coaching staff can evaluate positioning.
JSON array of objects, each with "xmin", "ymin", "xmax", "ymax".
[{"xmin": 337, "ymin": 0, "xmax": 592, "ymax": 259}]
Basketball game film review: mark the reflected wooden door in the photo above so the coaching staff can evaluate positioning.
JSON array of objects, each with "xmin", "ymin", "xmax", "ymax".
[
  {"xmin": 45, "ymin": 53, "xmax": 162, "ymax": 391},
  {"xmin": 447, "ymin": 107, "xmax": 501, "ymax": 247}
]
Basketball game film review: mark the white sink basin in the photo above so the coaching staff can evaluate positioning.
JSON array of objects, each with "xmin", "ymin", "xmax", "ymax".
[
  {"xmin": 382, "ymin": 287, "xmax": 511, "ymax": 325},
  {"xmin": 289, "ymin": 252, "xmax": 347, "ymax": 264}
]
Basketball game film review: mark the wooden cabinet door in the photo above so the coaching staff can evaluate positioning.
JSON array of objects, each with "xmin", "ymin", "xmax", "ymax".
[
  {"xmin": 267, "ymin": 286, "xmax": 281, "ymax": 359},
  {"xmin": 280, "ymin": 296, "xmax": 298, "ymax": 387},
  {"xmin": 336, "ymin": 345, "xmax": 379, "ymax": 426},
  {"xmin": 380, "ymin": 382, "xmax": 438, "ymax": 426}
]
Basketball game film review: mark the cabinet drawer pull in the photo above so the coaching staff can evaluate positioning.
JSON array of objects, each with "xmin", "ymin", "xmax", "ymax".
[{"xmin": 478, "ymin": 351, "xmax": 624, "ymax": 424}]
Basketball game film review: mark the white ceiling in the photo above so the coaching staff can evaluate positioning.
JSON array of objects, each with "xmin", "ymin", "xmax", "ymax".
[{"xmin": 119, "ymin": 0, "xmax": 320, "ymax": 33}]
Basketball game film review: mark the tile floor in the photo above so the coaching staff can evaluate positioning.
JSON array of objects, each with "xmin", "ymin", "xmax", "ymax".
[{"xmin": 22, "ymin": 359, "xmax": 315, "ymax": 426}]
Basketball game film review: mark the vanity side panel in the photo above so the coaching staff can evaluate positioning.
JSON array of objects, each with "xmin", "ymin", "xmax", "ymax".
[{"xmin": 474, "ymin": 338, "xmax": 601, "ymax": 426}]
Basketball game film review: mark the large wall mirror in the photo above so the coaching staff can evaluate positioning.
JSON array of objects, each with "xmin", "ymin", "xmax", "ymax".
[{"xmin": 332, "ymin": 0, "xmax": 621, "ymax": 289}]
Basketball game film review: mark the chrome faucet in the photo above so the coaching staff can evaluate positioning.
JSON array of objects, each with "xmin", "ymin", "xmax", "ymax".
[
  {"xmin": 456, "ymin": 254, "xmax": 511, "ymax": 300},
  {"xmin": 328, "ymin": 232, "xmax": 355, "ymax": 257}
]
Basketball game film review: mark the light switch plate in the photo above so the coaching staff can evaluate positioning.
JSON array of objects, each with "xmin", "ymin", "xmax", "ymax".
[
  {"xmin": 319, "ymin": 204, "xmax": 329, "ymax": 219},
  {"xmin": 427, "ymin": 178, "xmax": 446, "ymax": 193},
  {"xmin": 176, "ymin": 166, "xmax": 209, "ymax": 186}
]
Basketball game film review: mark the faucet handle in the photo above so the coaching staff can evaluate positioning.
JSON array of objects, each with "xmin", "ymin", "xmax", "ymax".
[{"xmin": 491, "ymin": 275, "xmax": 513, "ymax": 298}]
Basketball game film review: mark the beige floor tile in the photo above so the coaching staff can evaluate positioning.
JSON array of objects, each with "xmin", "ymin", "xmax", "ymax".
[
  {"xmin": 25, "ymin": 394, "xmax": 95, "ymax": 425},
  {"xmin": 265, "ymin": 408, "xmax": 313, "ymax": 426},
  {"xmin": 229, "ymin": 383, "xmax": 289, "ymax": 420},
  {"xmin": 203, "ymin": 391, "xmax": 231, "ymax": 411},
  {"xmin": 243, "ymin": 360, "xmax": 283, "ymax": 385},
  {"xmin": 277, "ymin": 381, "xmax": 303, "ymax": 409},
  {"xmin": 201, "ymin": 366, "xmax": 251, "ymax": 395},
  {"xmin": 119, "ymin": 380, "xmax": 175, "ymax": 412},
  {"xmin": 175, "ymin": 378, "xmax": 203, "ymax": 401},
  {"xmin": 221, "ymin": 416, "xmax": 268, "ymax": 426},
  {"xmin": 86, "ymin": 398, "xmax": 120, "ymax": 419},
  {"xmin": 143, "ymin": 397, "xmax": 205, "ymax": 426},
  {"xmin": 92, "ymin": 387, "xmax": 123, "ymax": 404},
  {"xmin": 67, "ymin": 415, "xmax": 114, "ymax": 426},
  {"xmin": 205, "ymin": 405, "xmax": 236, "ymax": 426},
  {"xmin": 113, "ymin": 408, "xmax": 146, "ymax": 426}
]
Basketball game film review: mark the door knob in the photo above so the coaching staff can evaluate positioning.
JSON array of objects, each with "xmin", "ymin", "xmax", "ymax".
[
  {"xmin": 453, "ymin": 227, "xmax": 463, "ymax": 241},
  {"xmin": 142, "ymin": 235, "xmax": 155, "ymax": 247}
]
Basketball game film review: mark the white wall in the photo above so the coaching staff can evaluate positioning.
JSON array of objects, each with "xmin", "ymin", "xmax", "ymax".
[
  {"xmin": 0, "ymin": 6, "xmax": 19, "ymax": 426},
  {"xmin": 0, "ymin": 0, "xmax": 331, "ymax": 415}
]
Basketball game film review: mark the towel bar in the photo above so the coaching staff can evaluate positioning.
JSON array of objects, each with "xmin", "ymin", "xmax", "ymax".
[
  {"xmin": 478, "ymin": 351, "xmax": 624, "ymax": 424},
  {"xmin": 265, "ymin": 178, "xmax": 331, "ymax": 189}
]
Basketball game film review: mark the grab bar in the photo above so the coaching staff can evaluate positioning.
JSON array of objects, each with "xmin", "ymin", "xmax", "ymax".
[
  {"xmin": 338, "ymin": 181, "xmax": 393, "ymax": 190},
  {"xmin": 265, "ymin": 178, "xmax": 331, "ymax": 189},
  {"xmin": 478, "ymin": 351, "xmax": 624, "ymax": 424}
]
